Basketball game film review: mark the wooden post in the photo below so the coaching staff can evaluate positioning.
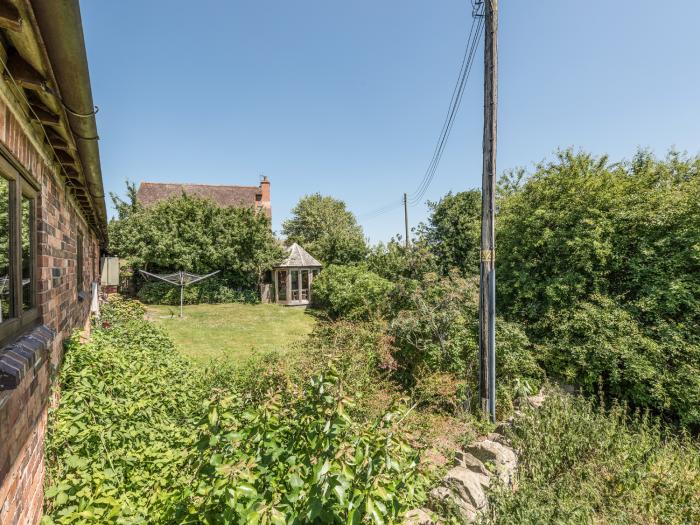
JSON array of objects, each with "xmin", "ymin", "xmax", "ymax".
[
  {"xmin": 479, "ymin": 0, "xmax": 498, "ymax": 423},
  {"xmin": 403, "ymin": 193, "xmax": 409, "ymax": 248}
]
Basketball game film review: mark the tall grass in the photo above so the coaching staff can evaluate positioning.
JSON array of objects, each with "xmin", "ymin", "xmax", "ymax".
[{"xmin": 483, "ymin": 390, "xmax": 700, "ymax": 524}]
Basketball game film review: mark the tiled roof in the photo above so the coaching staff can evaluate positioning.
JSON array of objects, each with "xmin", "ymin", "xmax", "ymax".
[
  {"xmin": 136, "ymin": 182, "xmax": 261, "ymax": 208},
  {"xmin": 275, "ymin": 243, "xmax": 322, "ymax": 268}
]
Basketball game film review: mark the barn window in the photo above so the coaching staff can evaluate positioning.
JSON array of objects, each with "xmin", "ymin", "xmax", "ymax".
[
  {"xmin": 0, "ymin": 159, "xmax": 38, "ymax": 346},
  {"xmin": 77, "ymin": 231, "xmax": 83, "ymax": 293}
]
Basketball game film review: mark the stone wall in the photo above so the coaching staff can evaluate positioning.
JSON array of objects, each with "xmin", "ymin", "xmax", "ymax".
[{"xmin": 0, "ymin": 84, "xmax": 101, "ymax": 525}]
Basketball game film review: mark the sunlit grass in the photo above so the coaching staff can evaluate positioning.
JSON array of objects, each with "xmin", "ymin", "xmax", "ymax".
[{"xmin": 147, "ymin": 303, "xmax": 316, "ymax": 364}]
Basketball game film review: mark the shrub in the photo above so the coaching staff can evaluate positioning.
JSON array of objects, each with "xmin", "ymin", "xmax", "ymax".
[
  {"xmin": 366, "ymin": 239, "xmax": 437, "ymax": 282},
  {"xmin": 97, "ymin": 294, "xmax": 145, "ymax": 325},
  {"xmin": 44, "ymin": 314, "xmax": 205, "ymax": 523},
  {"xmin": 137, "ymin": 277, "xmax": 259, "ymax": 305},
  {"xmin": 390, "ymin": 272, "xmax": 542, "ymax": 415},
  {"xmin": 173, "ymin": 370, "xmax": 427, "ymax": 523},
  {"xmin": 46, "ymin": 300, "xmax": 429, "ymax": 524},
  {"xmin": 542, "ymin": 295, "xmax": 700, "ymax": 427},
  {"xmin": 109, "ymin": 192, "xmax": 284, "ymax": 289},
  {"xmin": 483, "ymin": 390, "xmax": 700, "ymax": 524},
  {"xmin": 312, "ymin": 264, "xmax": 394, "ymax": 320}
]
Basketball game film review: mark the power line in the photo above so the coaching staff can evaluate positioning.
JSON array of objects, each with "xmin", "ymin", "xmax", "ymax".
[
  {"xmin": 356, "ymin": 2, "xmax": 485, "ymax": 220},
  {"xmin": 409, "ymin": 7, "xmax": 484, "ymax": 205}
]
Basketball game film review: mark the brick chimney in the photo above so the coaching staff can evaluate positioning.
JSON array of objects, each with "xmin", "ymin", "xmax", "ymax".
[{"xmin": 259, "ymin": 176, "xmax": 271, "ymax": 219}]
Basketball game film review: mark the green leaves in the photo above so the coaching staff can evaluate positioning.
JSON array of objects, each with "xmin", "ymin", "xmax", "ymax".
[
  {"xmin": 47, "ymin": 299, "xmax": 426, "ymax": 524},
  {"xmin": 312, "ymin": 264, "xmax": 394, "ymax": 321},
  {"xmin": 108, "ymin": 191, "xmax": 284, "ymax": 292},
  {"xmin": 282, "ymin": 193, "xmax": 368, "ymax": 266},
  {"xmin": 182, "ymin": 371, "xmax": 425, "ymax": 523},
  {"xmin": 44, "ymin": 302, "xmax": 207, "ymax": 524}
]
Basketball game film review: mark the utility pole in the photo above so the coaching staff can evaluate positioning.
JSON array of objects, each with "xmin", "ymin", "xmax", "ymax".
[
  {"xmin": 403, "ymin": 192, "xmax": 409, "ymax": 248},
  {"xmin": 479, "ymin": 0, "xmax": 497, "ymax": 423}
]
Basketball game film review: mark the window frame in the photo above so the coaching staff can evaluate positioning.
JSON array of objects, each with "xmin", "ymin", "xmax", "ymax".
[
  {"xmin": 77, "ymin": 230, "xmax": 83, "ymax": 294},
  {"xmin": 0, "ymin": 153, "xmax": 39, "ymax": 347}
]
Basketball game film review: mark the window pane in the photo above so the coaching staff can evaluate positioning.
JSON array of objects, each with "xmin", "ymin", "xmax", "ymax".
[
  {"xmin": 278, "ymin": 270, "xmax": 287, "ymax": 300},
  {"xmin": 291, "ymin": 270, "xmax": 299, "ymax": 300},
  {"xmin": 21, "ymin": 195, "xmax": 33, "ymax": 311},
  {"xmin": 301, "ymin": 270, "xmax": 309, "ymax": 300},
  {"xmin": 77, "ymin": 232, "xmax": 83, "ymax": 292},
  {"xmin": 0, "ymin": 178, "xmax": 9, "ymax": 321}
]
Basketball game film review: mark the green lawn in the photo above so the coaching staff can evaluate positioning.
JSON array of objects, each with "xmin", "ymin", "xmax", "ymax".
[{"xmin": 147, "ymin": 303, "xmax": 316, "ymax": 364}]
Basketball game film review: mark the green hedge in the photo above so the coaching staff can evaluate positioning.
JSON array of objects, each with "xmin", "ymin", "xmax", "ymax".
[
  {"xmin": 311, "ymin": 264, "xmax": 394, "ymax": 320},
  {"xmin": 136, "ymin": 277, "xmax": 259, "ymax": 305}
]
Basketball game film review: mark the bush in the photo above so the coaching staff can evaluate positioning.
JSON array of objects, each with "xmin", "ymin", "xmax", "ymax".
[
  {"xmin": 494, "ymin": 150, "xmax": 700, "ymax": 427},
  {"xmin": 483, "ymin": 390, "xmax": 700, "ymax": 524},
  {"xmin": 137, "ymin": 277, "xmax": 259, "ymax": 305},
  {"xmin": 46, "ymin": 300, "xmax": 429, "ymax": 524},
  {"xmin": 366, "ymin": 240, "xmax": 437, "ymax": 282},
  {"xmin": 312, "ymin": 264, "xmax": 394, "ymax": 320},
  {"xmin": 174, "ymin": 370, "xmax": 426, "ymax": 523},
  {"xmin": 389, "ymin": 272, "xmax": 543, "ymax": 416},
  {"xmin": 44, "ymin": 313, "xmax": 205, "ymax": 523},
  {"xmin": 97, "ymin": 294, "xmax": 146, "ymax": 325},
  {"xmin": 109, "ymin": 192, "xmax": 284, "ymax": 290}
]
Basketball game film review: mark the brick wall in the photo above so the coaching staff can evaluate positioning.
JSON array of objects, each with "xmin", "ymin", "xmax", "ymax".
[{"xmin": 0, "ymin": 87, "xmax": 100, "ymax": 524}]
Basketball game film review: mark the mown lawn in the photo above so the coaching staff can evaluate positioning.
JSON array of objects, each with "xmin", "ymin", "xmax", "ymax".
[{"xmin": 147, "ymin": 303, "xmax": 316, "ymax": 364}]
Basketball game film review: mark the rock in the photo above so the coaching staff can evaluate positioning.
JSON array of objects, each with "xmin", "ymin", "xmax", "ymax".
[
  {"xmin": 443, "ymin": 466, "xmax": 490, "ymax": 509},
  {"xmin": 429, "ymin": 485, "xmax": 478, "ymax": 523},
  {"xmin": 455, "ymin": 451, "xmax": 490, "ymax": 476},
  {"xmin": 487, "ymin": 432, "xmax": 510, "ymax": 447},
  {"xmin": 526, "ymin": 392, "xmax": 546, "ymax": 408},
  {"xmin": 465, "ymin": 439, "xmax": 517, "ymax": 485},
  {"xmin": 403, "ymin": 507, "xmax": 435, "ymax": 525}
]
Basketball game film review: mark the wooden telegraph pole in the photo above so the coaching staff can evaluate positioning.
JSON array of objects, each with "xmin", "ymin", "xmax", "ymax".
[
  {"xmin": 403, "ymin": 192, "xmax": 409, "ymax": 248},
  {"xmin": 479, "ymin": 0, "xmax": 498, "ymax": 422}
]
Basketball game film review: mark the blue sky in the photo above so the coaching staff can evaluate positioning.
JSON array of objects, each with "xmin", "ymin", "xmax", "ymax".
[{"xmin": 81, "ymin": 0, "xmax": 700, "ymax": 243}]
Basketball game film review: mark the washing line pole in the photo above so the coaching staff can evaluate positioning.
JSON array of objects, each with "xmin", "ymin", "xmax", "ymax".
[
  {"xmin": 138, "ymin": 269, "xmax": 220, "ymax": 319},
  {"xmin": 179, "ymin": 271, "xmax": 184, "ymax": 318},
  {"xmin": 479, "ymin": 0, "xmax": 498, "ymax": 423}
]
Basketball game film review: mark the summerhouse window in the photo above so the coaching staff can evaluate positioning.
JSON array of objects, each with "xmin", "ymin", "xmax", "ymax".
[{"xmin": 0, "ymin": 157, "xmax": 38, "ymax": 346}]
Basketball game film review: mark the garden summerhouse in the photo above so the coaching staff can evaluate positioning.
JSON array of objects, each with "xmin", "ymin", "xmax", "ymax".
[{"xmin": 273, "ymin": 243, "xmax": 322, "ymax": 306}]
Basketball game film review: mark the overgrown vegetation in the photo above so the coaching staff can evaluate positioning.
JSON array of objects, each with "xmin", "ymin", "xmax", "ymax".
[
  {"xmin": 44, "ymin": 298, "xmax": 429, "ymax": 524},
  {"xmin": 483, "ymin": 390, "xmax": 700, "ymax": 524},
  {"xmin": 109, "ymin": 189, "xmax": 283, "ymax": 297},
  {"xmin": 58, "ymin": 148, "xmax": 700, "ymax": 522},
  {"xmin": 419, "ymin": 150, "xmax": 700, "ymax": 429}
]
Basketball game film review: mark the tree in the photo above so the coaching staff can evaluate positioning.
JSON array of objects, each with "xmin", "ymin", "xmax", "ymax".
[
  {"xmin": 108, "ymin": 192, "xmax": 283, "ymax": 290},
  {"xmin": 282, "ymin": 193, "xmax": 367, "ymax": 265},
  {"xmin": 110, "ymin": 179, "xmax": 140, "ymax": 220},
  {"xmin": 418, "ymin": 190, "xmax": 481, "ymax": 276}
]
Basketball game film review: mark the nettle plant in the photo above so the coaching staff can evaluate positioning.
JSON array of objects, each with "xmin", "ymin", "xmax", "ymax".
[{"xmin": 174, "ymin": 370, "xmax": 426, "ymax": 525}]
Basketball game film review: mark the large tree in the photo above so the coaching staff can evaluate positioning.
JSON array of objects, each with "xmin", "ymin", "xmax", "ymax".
[
  {"xmin": 109, "ymin": 192, "xmax": 283, "ymax": 289},
  {"xmin": 418, "ymin": 190, "xmax": 481, "ymax": 276},
  {"xmin": 282, "ymin": 193, "xmax": 367, "ymax": 265}
]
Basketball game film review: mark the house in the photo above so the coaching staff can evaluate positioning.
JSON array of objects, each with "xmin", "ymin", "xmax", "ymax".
[
  {"xmin": 135, "ymin": 176, "xmax": 272, "ymax": 218},
  {"xmin": 272, "ymin": 243, "xmax": 322, "ymax": 306},
  {"xmin": 0, "ymin": 2, "xmax": 106, "ymax": 524}
]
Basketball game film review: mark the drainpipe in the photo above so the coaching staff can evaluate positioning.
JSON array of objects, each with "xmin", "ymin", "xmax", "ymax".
[{"xmin": 29, "ymin": 0, "xmax": 107, "ymax": 243}]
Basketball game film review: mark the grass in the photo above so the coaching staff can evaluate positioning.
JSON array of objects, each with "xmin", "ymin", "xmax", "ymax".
[{"xmin": 146, "ymin": 303, "xmax": 316, "ymax": 364}]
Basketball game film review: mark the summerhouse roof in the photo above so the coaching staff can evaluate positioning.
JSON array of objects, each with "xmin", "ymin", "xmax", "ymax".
[{"xmin": 275, "ymin": 243, "xmax": 322, "ymax": 268}]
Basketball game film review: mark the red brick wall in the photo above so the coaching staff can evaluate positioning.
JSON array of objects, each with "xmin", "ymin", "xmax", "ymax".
[{"xmin": 0, "ymin": 89, "xmax": 100, "ymax": 524}]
